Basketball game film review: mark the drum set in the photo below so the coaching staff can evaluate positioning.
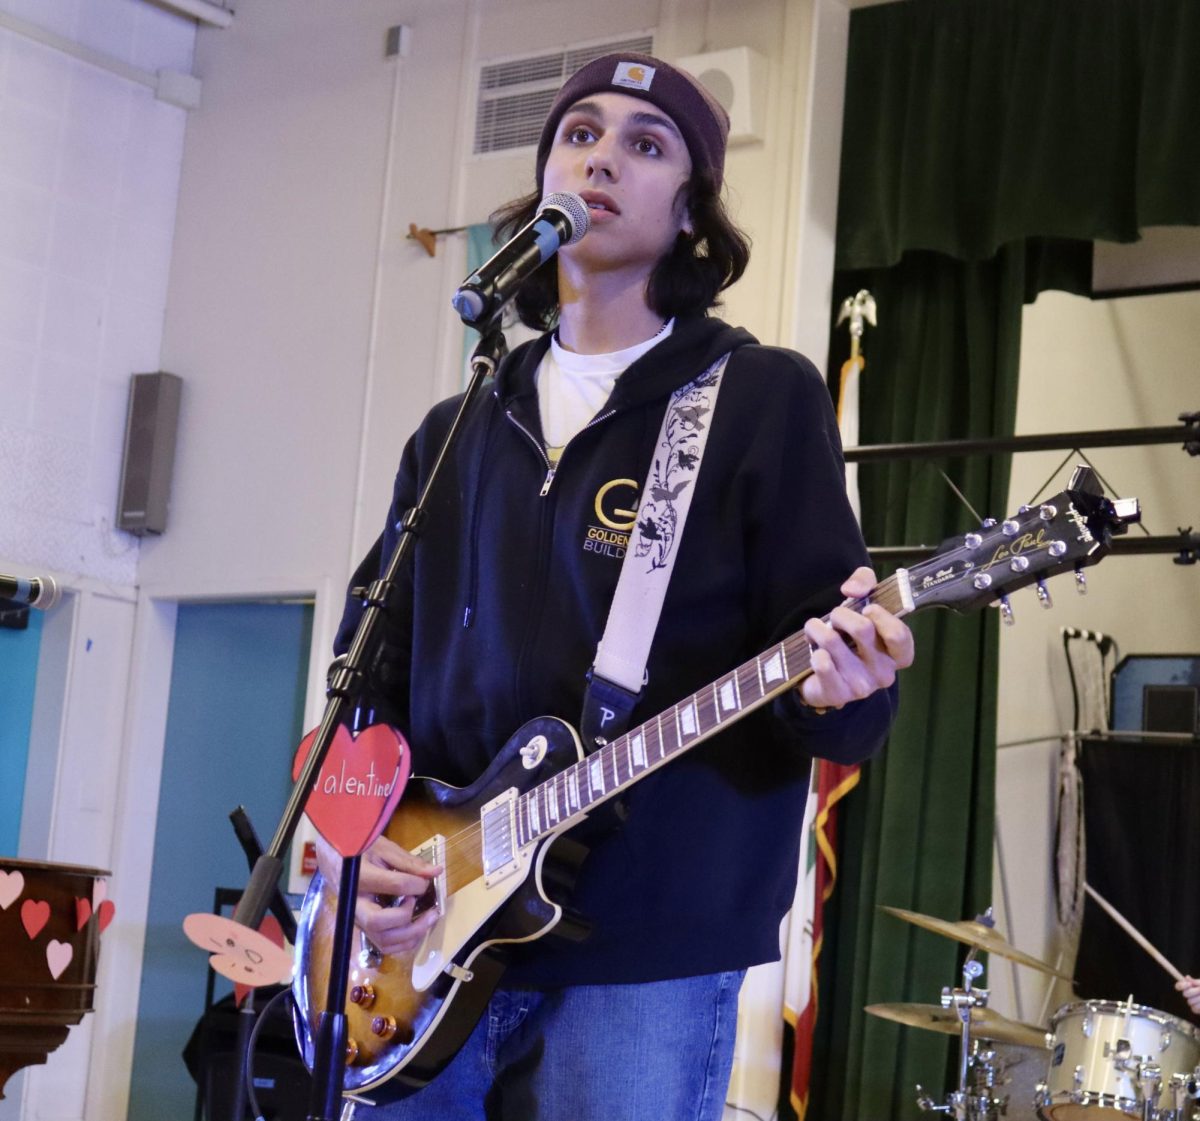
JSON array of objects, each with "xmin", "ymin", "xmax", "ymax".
[{"xmin": 867, "ymin": 906, "xmax": 1200, "ymax": 1121}]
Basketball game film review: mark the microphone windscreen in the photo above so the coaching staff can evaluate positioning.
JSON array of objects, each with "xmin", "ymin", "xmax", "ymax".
[{"xmin": 537, "ymin": 192, "xmax": 589, "ymax": 245}]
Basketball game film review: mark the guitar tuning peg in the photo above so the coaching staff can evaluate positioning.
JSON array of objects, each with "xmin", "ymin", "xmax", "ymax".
[
  {"xmin": 981, "ymin": 517, "xmax": 998, "ymax": 529},
  {"xmin": 1074, "ymin": 569, "xmax": 1088, "ymax": 595},
  {"xmin": 998, "ymin": 594, "xmax": 1015, "ymax": 625},
  {"xmin": 1036, "ymin": 579, "xmax": 1053, "ymax": 609}
]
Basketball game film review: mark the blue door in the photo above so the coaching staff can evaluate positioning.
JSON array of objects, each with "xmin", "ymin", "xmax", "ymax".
[{"xmin": 126, "ymin": 601, "xmax": 313, "ymax": 1121}]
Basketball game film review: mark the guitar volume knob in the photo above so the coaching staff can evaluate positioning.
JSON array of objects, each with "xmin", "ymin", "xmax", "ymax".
[
  {"xmin": 371, "ymin": 1015, "xmax": 398, "ymax": 1039},
  {"xmin": 350, "ymin": 983, "xmax": 376, "ymax": 1008},
  {"xmin": 345, "ymin": 1038, "xmax": 360, "ymax": 1065}
]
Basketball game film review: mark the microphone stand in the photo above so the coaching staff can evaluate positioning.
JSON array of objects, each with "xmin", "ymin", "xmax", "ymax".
[{"xmin": 230, "ymin": 327, "xmax": 507, "ymax": 1121}]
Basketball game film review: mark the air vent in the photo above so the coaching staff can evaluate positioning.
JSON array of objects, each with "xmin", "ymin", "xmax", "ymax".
[{"xmin": 474, "ymin": 34, "xmax": 654, "ymax": 156}]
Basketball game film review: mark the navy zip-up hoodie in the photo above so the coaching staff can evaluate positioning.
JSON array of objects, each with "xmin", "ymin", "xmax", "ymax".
[{"xmin": 337, "ymin": 314, "xmax": 897, "ymax": 986}]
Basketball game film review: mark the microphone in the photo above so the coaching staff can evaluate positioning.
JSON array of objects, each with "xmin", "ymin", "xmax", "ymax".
[
  {"xmin": 0, "ymin": 573, "xmax": 61, "ymax": 610},
  {"xmin": 452, "ymin": 192, "xmax": 589, "ymax": 328}
]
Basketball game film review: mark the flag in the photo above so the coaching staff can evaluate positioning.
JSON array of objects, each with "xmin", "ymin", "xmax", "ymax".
[
  {"xmin": 783, "ymin": 760, "xmax": 861, "ymax": 1118},
  {"xmin": 837, "ymin": 354, "xmax": 864, "ymax": 525},
  {"xmin": 780, "ymin": 327, "xmax": 868, "ymax": 1118}
]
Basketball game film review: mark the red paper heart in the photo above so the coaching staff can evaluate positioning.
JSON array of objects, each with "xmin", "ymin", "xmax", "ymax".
[
  {"xmin": 21, "ymin": 899, "xmax": 50, "ymax": 940},
  {"xmin": 76, "ymin": 898, "xmax": 92, "ymax": 930},
  {"xmin": 292, "ymin": 724, "xmax": 411, "ymax": 857},
  {"xmin": 97, "ymin": 900, "xmax": 116, "ymax": 933}
]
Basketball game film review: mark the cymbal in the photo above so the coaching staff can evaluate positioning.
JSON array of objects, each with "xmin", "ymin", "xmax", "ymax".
[
  {"xmin": 865, "ymin": 1002, "xmax": 1050, "ymax": 1049},
  {"xmin": 879, "ymin": 905, "xmax": 1071, "ymax": 980}
]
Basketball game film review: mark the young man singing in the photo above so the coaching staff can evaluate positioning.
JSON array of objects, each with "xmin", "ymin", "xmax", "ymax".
[{"xmin": 323, "ymin": 51, "xmax": 914, "ymax": 1121}]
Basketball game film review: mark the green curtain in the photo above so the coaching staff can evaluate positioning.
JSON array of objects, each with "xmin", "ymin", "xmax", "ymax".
[{"xmin": 802, "ymin": 2, "xmax": 1200, "ymax": 1117}]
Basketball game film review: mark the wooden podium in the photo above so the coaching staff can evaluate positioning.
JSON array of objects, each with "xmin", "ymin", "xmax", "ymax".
[{"xmin": 0, "ymin": 857, "xmax": 109, "ymax": 1099}]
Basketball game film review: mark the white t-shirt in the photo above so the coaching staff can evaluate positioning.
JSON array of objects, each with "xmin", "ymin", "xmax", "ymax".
[{"xmin": 537, "ymin": 320, "xmax": 675, "ymax": 462}]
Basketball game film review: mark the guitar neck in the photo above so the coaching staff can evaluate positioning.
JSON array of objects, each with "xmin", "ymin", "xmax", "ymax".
[{"xmin": 514, "ymin": 570, "xmax": 915, "ymax": 847}]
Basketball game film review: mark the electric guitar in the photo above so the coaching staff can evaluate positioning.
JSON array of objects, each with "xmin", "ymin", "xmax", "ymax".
[{"xmin": 292, "ymin": 465, "xmax": 1139, "ymax": 1099}]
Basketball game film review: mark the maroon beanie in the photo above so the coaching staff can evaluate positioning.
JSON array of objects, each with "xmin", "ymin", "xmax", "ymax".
[{"xmin": 536, "ymin": 52, "xmax": 730, "ymax": 191}]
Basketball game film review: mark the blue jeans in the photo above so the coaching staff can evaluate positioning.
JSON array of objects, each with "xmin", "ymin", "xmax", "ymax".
[{"xmin": 356, "ymin": 971, "xmax": 745, "ymax": 1121}]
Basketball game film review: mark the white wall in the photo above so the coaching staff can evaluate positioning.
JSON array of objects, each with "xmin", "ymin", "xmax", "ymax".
[
  {"xmin": 991, "ymin": 288, "xmax": 1200, "ymax": 1027},
  {"xmin": 0, "ymin": 3, "xmax": 197, "ymax": 1117},
  {"xmin": 0, "ymin": 0, "xmax": 194, "ymax": 585}
]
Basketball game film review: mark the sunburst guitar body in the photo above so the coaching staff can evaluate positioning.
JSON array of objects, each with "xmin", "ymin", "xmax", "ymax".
[{"xmin": 292, "ymin": 716, "xmax": 589, "ymax": 1099}]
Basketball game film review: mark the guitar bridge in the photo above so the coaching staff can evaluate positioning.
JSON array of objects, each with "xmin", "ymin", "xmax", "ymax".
[{"xmin": 411, "ymin": 834, "xmax": 446, "ymax": 915}]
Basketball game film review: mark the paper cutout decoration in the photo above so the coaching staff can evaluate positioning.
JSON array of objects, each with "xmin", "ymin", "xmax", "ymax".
[
  {"xmin": 46, "ymin": 939, "xmax": 73, "ymax": 980},
  {"xmin": 0, "ymin": 869, "xmax": 24, "ymax": 910},
  {"xmin": 21, "ymin": 899, "xmax": 50, "ymax": 940},
  {"xmin": 182, "ymin": 912, "xmax": 294, "ymax": 988},
  {"xmin": 291, "ymin": 724, "xmax": 411, "ymax": 857}
]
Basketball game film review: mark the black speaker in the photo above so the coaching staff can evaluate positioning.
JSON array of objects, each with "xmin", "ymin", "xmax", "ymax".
[
  {"xmin": 203, "ymin": 1051, "xmax": 311, "ymax": 1121},
  {"xmin": 116, "ymin": 371, "xmax": 182, "ymax": 535}
]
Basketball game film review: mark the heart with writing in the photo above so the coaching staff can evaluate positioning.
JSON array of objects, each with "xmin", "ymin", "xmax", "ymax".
[
  {"xmin": 183, "ymin": 912, "xmax": 293, "ymax": 989},
  {"xmin": 233, "ymin": 913, "xmax": 285, "ymax": 1007},
  {"xmin": 291, "ymin": 724, "xmax": 411, "ymax": 857}
]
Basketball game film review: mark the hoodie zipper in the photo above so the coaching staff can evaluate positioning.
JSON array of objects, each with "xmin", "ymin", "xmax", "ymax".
[
  {"xmin": 502, "ymin": 403, "xmax": 621, "ymax": 719},
  {"xmin": 504, "ymin": 407, "xmax": 618, "ymax": 497}
]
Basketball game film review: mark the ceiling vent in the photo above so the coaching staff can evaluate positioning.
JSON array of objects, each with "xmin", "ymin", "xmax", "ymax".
[{"xmin": 474, "ymin": 34, "xmax": 654, "ymax": 156}]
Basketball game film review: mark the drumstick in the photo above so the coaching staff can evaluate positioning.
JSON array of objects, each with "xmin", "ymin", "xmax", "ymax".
[{"xmin": 1085, "ymin": 882, "xmax": 1184, "ymax": 983}]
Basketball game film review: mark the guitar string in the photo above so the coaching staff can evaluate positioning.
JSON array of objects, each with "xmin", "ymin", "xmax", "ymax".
[
  {"xmin": 396, "ymin": 571, "xmax": 918, "ymax": 891},
  {"xmin": 379, "ymin": 517, "xmax": 1092, "ymax": 889},
  {"xmin": 428, "ymin": 533, "xmax": 1077, "ymax": 887}
]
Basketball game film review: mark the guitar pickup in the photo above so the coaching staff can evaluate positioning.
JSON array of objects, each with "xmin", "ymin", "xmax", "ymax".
[{"xmin": 480, "ymin": 788, "xmax": 521, "ymax": 886}]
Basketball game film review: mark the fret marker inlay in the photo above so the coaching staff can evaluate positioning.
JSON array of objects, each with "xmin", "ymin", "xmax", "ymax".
[
  {"xmin": 763, "ymin": 650, "xmax": 784, "ymax": 683},
  {"xmin": 719, "ymin": 679, "xmax": 737, "ymax": 712},
  {"xmin": 680, "ymin": 702, "xmax": 697, "ymax": 737}
]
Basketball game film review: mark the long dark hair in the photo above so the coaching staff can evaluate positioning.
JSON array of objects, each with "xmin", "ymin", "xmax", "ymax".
[{"xmin": 490, "ymin": 168, "xmax": 751, "ymax": 331}]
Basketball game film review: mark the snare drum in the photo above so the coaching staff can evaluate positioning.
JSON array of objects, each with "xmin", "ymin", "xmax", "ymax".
[{"xmin": 1038, "ymin": 999, "xmax": 1200, "ymax": 1120}]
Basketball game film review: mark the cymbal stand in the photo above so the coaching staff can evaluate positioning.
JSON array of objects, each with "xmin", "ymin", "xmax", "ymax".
[{"xmin": 916, "ymin": 952, "xmax": 1007, "ymax": 1121}]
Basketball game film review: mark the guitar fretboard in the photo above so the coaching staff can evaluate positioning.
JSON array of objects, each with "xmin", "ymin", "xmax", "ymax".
[{"xmin": 513, "ymin": 571, "xmax": 912, "ymax": 847}]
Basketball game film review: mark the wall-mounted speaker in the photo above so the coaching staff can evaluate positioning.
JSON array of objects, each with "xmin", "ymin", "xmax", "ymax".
[
  {"xmin": 116, "ymin": 371, "xmax": 182, "ymax": 536},
  {"xmin": 676, "ymin": 46, "xmax": 769, "ymax": 146}
]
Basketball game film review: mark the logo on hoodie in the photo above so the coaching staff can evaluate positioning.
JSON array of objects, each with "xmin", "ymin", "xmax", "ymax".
[{"xmin": 583, "ymin": 478, "xmax": 638, "ymax": 559}]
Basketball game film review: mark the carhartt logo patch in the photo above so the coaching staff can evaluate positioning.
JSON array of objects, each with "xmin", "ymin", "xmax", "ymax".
[{"xmin": 612, "ymin": 61, "xmax": 655, "ymax": 91}]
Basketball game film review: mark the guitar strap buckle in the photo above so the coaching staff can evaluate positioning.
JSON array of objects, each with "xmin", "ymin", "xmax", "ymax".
[{"xmin": 580, "ymin": 668, "xmax": 640, "ymax": 750}]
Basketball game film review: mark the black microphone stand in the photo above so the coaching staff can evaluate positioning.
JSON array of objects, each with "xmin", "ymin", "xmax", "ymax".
[{"xmin": 229, "ymin": 327, "xmax": 507, "ymax": 1121}]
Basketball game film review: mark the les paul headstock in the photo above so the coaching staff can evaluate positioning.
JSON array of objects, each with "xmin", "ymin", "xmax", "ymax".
[{"xmin": 903, "ymin": 466, "xmax": 1140, "ymax": 621}]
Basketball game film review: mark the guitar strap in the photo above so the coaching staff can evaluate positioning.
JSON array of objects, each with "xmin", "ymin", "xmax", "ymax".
[{"xmin": 580, "ymin": 352, "xmax": 732, "ymax": 750}]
